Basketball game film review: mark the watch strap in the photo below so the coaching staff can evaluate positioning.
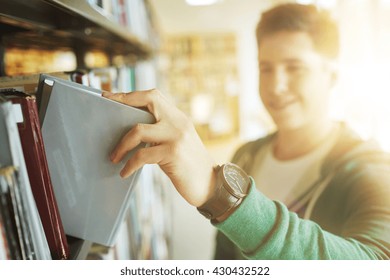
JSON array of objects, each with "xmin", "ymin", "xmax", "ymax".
[{"xmin": 197, "ymin": 163, "xmax": 250, "ymax": 222}]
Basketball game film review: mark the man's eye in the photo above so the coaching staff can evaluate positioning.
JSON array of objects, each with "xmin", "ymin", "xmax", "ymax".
[
  {"xmin": 260, "ymin": 66, "xmax": 272, "ymax": 73},
  {"xmin": 287, "ymin": 65, "xmax": 305, "ymax": 72}
]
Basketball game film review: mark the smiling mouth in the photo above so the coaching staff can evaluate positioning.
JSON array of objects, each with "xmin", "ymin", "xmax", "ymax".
[{"xmin": 269, "ymin": 99, "xmax": 296, "ymax": 110}]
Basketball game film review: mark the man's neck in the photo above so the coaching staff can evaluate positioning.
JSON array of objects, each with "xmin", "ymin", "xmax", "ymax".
[{"xmin": 273, "ymin": 120, "xmax": 337, "ymax": 160}]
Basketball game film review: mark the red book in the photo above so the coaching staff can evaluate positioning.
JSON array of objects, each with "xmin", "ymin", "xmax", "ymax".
[{"xmin": 1, "ymin": 90, "xmax": 69, "ymax": 259}]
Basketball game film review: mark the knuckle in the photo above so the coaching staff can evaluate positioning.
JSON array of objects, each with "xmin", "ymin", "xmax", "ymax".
[
  {"xmin": 169, "ymin": 143, "xmax": 181, "ymax": 158},
  {"xmin": 149, "ymin": 88, "xmax": 161, "ymax": 96},
  {"xmin": 132, "ymin": 123, "xmax": 145, "ymax": 135},
  {"xmin": 117, "ymin": 92, "xmax": 127, "ymax": 102},
  {"xmin": 144, "ymin": 91, "xmax": 158, "ymax": 109},
  {"xmin": 145, "ymin": 89, "xmax": 160, "ymax": 102},
  {"xmin": 148, "ymin": 88, "xmax": 165, "ymax": 104},
  {"xmin": 176, "ymin": 119, "xmax": 193, "ymax": 140},
  {"xmin": 175, "ymin": 128, "xmax": 187, "ymax": 142}
]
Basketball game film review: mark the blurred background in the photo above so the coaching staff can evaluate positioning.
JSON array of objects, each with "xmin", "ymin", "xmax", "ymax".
[{"xmin": 3, "ymin": 0, "xmax": 390, "ymax": 259}]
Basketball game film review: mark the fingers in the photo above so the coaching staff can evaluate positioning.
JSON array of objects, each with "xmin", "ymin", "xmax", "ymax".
[
  {"xmin": 102, "ymin": 89, "xmax": 164, "ymax": 121},
  {"xmin": 110, "ymin": 122, "xmax": 173, "ymax": 163},
  {"xmin": 119, "ymin": 145, "xmax": 168, "ymax": 178}
]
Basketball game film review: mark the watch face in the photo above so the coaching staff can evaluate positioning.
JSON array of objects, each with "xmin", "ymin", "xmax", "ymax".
[{"xmin": 222, "ymin": 163, "xmax": 249, "ymax": 197}]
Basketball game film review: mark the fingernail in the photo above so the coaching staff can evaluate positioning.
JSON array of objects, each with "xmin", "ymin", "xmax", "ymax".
[
  {"xmin": 102, "ymin": 91, "xmax": 113, "ymax": 97},
  {"xmin": 120, "ymin": 169, "xmax": 128, "ymax": 178},
  {"xmin": 110, "ymin": 151, "xmax": 116, "ymax": 162}
]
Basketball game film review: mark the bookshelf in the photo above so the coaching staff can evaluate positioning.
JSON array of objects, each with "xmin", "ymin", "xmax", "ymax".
[
  {"xmin": 0, "ymin": 0, "xmax": 171, "ymax": 260},
  {"xmin": 0, "ymin": 0, "xmax": 151, "ymax": 72},
  {"xmin": 161, "ymin": 33, "xmax": 240, "ymax": 143}
]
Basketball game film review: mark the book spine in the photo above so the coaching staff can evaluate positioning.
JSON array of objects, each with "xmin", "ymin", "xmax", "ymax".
[{"xmin": 17, "ymin": 96, "xmax": 70, "ymax": 259}]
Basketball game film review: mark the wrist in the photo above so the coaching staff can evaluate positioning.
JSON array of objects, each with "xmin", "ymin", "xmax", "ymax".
[
  {"xmin": 200, "ymin": 164, "xmax": 219, "ymax": 205},
  {"xmin": 197, "ymin": 163, "xmax": 251, "ymax": 223}
]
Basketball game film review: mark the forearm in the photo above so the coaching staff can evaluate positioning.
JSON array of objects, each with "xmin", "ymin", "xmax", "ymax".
[{"xmin": 214, "ymin": 179, "xmax": 389, "ymax": 260}]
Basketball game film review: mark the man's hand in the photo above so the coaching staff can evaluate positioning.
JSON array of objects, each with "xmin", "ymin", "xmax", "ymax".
[{"xmin": 103, "ymin": 89, "xmax": 216, "ymax": 207}]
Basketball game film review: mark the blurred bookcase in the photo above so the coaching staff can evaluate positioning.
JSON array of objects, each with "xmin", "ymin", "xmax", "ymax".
[
  {"xmin": 160, "ymin": 33, "xmax": 240, "ymax": 143},
  {"xmin": 0, "ymin": 0, "xmax": 171, "ymax": 260}
]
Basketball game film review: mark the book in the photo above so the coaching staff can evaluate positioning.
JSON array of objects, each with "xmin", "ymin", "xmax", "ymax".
[
  {"xmin": 0, "ymin": 166, "xmax": 22, "ymax": 260},
  {"xmin": 0, "ymin": 211, "xmax": 11, "ymax": 259},
  {"xmin": 37, "ymin": 74, "xmax": 155, "ymax": 246},
  {"xmin": 0, "ymin": 90, "xmax": 69, "ymax": 260},
  {"xmin": 5, "ymin": 165, "xmax": 35, "ymax": 259},
  {"xmin": 0, "ymin": 99, "xmax": 51, "ymax": 259}
]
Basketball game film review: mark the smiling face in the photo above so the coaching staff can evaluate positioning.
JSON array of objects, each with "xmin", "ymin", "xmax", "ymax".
[{"xmin": 258, "ymin": 31, "xmax": 335, "ymax": 132}]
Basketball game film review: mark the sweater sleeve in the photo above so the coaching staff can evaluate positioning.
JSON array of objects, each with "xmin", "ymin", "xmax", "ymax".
[{"xmin": 214, "ymin": 178, "xmax": 390, "ymax": 260}]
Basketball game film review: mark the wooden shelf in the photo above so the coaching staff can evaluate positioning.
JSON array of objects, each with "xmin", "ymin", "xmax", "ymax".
[{"xmin": 0, "ymin": 0, "xmax": 151, "ymax": 60}]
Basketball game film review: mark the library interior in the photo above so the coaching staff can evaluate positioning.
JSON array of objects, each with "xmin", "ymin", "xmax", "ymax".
[{"xmin": 1, "ymin": 0, "xmax": 390, "ymax": 260}]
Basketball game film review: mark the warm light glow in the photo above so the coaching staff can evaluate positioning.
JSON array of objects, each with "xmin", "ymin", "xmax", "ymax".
[
  {"xmin": 335, "ymin": 62, "xmax": 390, "ymax": 152},
  {"xmin": 317, "ymin": 0, "xmax": 338, "ymax": 9},
  {"xmin": 185, "ymin": 0, "xmax": 222, "ymax": 6},
  {"xmin": 328, "ymin": 1, "xmax": 390, "ymax": 152},
  {"xmin": 295, "ymin": 0, "xmax": 314, "ymax": 5},
  {"xmin": 5, "ymin": 48, "xmax": 76, "ymax": 75}
]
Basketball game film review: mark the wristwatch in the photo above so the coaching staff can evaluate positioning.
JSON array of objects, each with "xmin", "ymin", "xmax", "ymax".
[{"xmin": 197, "ymin": 163, "xmax": 251, "ymax": 222}]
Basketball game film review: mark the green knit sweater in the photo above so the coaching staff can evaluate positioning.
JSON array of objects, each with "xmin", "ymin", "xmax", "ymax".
[{"xmin": 214, "ymin": 125, "xmax": 390, "ymax": 259}]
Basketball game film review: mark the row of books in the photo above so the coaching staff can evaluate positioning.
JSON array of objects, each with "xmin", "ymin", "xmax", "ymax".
[
  {"xmin": 0, "ymin": 87, "xmax": 68, "ymax": 260},
  {"xmin": 89, "ymin": 0, "xmax": 154, "ymax": 43},
  {"xmin": 0, "ymin": 66, "xmax": 168, "ymax": 259}
]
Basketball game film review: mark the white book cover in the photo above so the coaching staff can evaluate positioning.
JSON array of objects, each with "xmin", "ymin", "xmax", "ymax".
[{"xmin": 39, "ymin": 75, "xmax": 155, "ymax": 246}]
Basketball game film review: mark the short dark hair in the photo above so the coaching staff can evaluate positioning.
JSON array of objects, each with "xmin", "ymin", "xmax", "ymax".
[{"xmin": 256, "ymin": 3, "xmax": 339, "ymax": 59}]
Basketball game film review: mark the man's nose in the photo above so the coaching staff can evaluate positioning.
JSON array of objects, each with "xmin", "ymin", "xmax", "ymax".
[{"xmin": 271, "ymin": 69, "xmax": 288, "ymax": 95}]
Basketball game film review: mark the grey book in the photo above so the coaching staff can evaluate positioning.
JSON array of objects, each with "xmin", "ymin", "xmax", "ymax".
[{"xmin": 37, "ymin": 75, "xmax": 155, "ymax": 246}]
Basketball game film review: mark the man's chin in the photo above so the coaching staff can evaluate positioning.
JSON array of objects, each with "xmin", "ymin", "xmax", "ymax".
[{"xmin": 273, "ymin": 117, "xmax": 305, "ymax": 132}]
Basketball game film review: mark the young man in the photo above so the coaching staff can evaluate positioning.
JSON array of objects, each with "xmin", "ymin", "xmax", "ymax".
[
  {"xmin": 104, "ymin": 4, "xmax": 390, "ymax": 259},
  {"xmin": 214, "ymin": 3, "xmax": 390, "ymax": 259}
]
